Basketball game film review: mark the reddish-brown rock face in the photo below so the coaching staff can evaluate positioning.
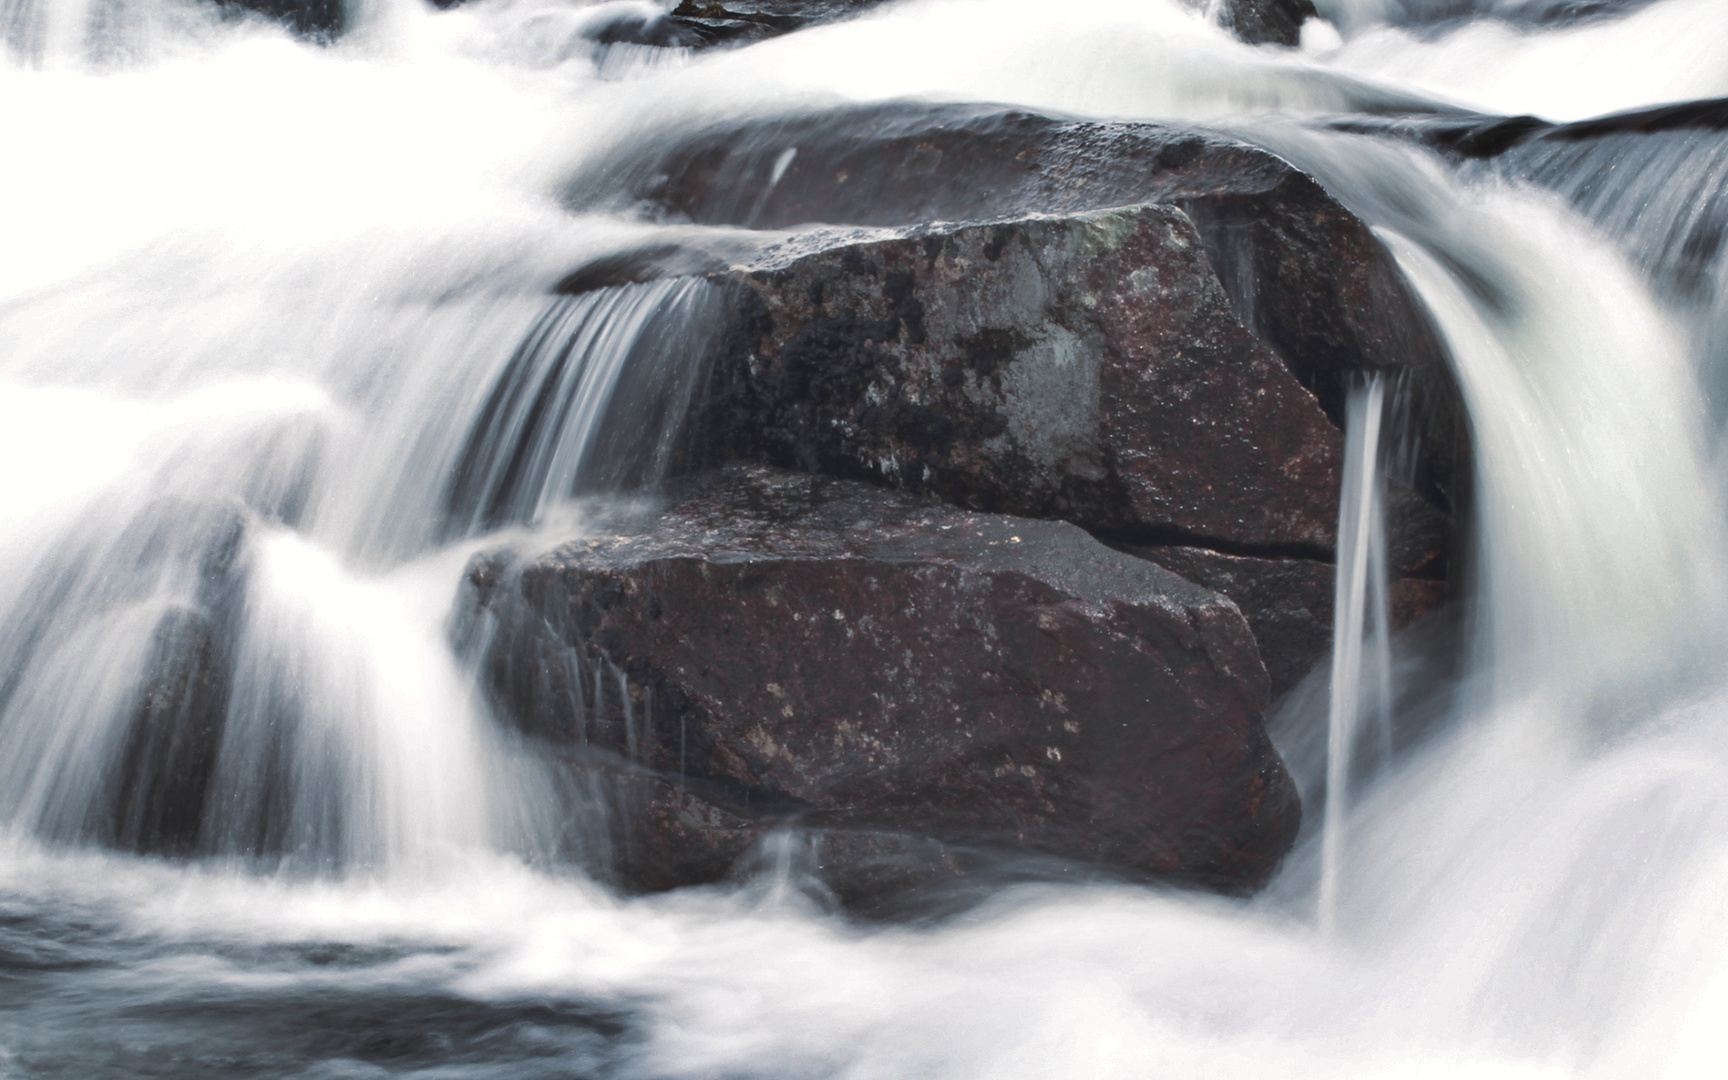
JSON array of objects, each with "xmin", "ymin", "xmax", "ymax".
[
  {"xmin": 703, "ymin": 206, "xmax": 1346, "ymax": 552},
  {"xmin": 466, "ymin": 467, "xmax": 1301, "ymax": 902},
  {"xmin": 681, "ymin": 206, "xmax": 1453, "ymax": 694}
]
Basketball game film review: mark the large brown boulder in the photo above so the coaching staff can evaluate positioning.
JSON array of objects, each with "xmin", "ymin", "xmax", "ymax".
[
  {"xmin": 702, "ymin": 204, "xmax": 1345, "ymax": 551},
  {"xmin": 464, "ymin": 466, "xmax": 1300, "ymax": 902},
  {"xmin": 672, "ymin": 205, "xmax": 1450, "ymax": 693},
  {"xmin": 572, "ymin": 104, "xmax": 1466, "ymax": 509},
  {"xmin": 567, "ymin": 106, "xmax": 1466, "ymax": 697}
]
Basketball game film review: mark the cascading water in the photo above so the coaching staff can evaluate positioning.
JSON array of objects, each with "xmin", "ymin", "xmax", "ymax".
[
  {"xmin": 3, "ymin": 0, "xmax": 1728, "ymax": 1074},
  {"xmin": 1318, "ymin": 374, "xmax": 1391, "ymax": 937}
]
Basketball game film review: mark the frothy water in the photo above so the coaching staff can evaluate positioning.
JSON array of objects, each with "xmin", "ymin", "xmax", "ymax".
[{"xmin": 2, "ymin": 0, "xmax": 1727, "ymax": 1074}]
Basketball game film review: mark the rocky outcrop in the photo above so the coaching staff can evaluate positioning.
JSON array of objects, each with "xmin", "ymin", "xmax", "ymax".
[
  {"xmin": 662, "ymin": 202, "xmax": 1453, "ymax": 694},
  {"xmin": 220, "ymin": 0, "xmax": 343, "ymax": 38},
  {"xmin": 654, "ymin": 0, "xmax": 1316, "ymax": 49},
  {"xmin": 701, "ymin": 205, "xmax": 1346, "ymax": 552},
  {"xmin": 464, "ymin": 466, "xmax": 1301, "ymax": 903},
  {"xmin": 1331, "ymin": 96, "xmax": 1728, "ymax": 163},
  {"xmin": 1217, "ymin": 0, "xmax": 1318, "ymax": 46},
  {"xmin": 662, "ymin": 0, "xmax": 883, "ymax": 47},
  {"xmin": 562, "ymin": 105, "xmax": 1470, "ymax": 694},
  {"xmin": 574, "ymin": 105, "xmax": 1466, "ymax": 517},
  {"xmin": 1115, "ymin": 544, "xmax": 1445, "ymax": 697}
]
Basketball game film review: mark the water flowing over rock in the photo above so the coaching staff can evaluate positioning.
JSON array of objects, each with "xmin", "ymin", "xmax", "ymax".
[{"xmin": 464, "ymin": 466, "xmax": 1300, "ymax": 903}]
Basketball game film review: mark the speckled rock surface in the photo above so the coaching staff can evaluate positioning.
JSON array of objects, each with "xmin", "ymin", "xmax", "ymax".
[
  {"xmin": 1117, "ymin": 544, "xmax": 1448, "ymax": 698},
  {"xmin": 576, "ymin": 104, "xmax": 1468, "ymax": 520},
  {"xmin": 1217, "ymin": 0, "xmax": 1319, "ymax": 46},
  {"xmin": 465, "ymin": 466, "xmax": 1301, "ymax": 901},
  {"xmin": 697, "ymin": 205, "xmax": 1347, "ymax": 553}
]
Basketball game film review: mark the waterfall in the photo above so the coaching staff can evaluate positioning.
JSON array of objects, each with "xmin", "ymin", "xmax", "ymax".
[
  {"xmin": 0, "ymin": 266, "xmax": 721, "ymax": 872},
  {"xmin": 1318, "ymin": 374, "xmax": 1391, "ymax": 935},
  {"xmin": 445, "ymin": 278, "xmax": 722, "ymax": 537},
  {"xmin": 2, "ymin": 0, "xmax": 1728, "ymax": 1074}
]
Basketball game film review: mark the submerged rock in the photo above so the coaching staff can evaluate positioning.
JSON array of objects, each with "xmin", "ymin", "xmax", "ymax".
[{"xmin": 466, "ymin": 466, "xmax": 1300, "ymax": 903}]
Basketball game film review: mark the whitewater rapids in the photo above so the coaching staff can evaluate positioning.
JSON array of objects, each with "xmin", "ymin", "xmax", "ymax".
[{"xmin": 2, "ymin": 0, "xmax": 1727, "ymax": 1075}]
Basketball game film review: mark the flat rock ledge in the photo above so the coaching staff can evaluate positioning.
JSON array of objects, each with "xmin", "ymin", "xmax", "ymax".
[{"xmin": 463, "ymin": 466, "xmax": 1301, "ymax": 905}]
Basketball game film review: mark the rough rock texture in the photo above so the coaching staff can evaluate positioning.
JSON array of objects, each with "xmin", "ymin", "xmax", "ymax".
[
  {"xmin": 567, "ymin": 105, "xmax": 1470, "ymax": 693},
  {"xmin": 1218, "ymin": 0, "xmax": 1318, "ymax": 46},
  {"xmin": 663, "ymin": 0, "xmax": 883, "ymax": 47},
  {"xmin": 1117, "ymin": 545, "xmax": 1446, "ymax": 698},
  {"xmin": 673, "ymin": 205, "xmax": 1453, "ymax": 689},
  {"xmin": 703, "ymin": 205, "xmax": 1347, "ymax": 553},
  {"xmin": 1330, "ymin": 96, "xmax": 1728, "ymax": 163},
  {"xmin": 466, "ymin": 466, "xmax": 1301, "ymax": 902},
  {"xmin": 574, "ymin": 105, "xmax": 1467, "ymax": 521},
  {"xmin": 654, "ymin": 0, "xmax": 1313, "ymax": 49},
  {"xmin": 220, "ymin": 0, "xmax": 343, "ymax": 38}
]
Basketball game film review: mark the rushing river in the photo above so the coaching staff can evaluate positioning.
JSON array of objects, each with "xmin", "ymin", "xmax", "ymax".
[{"xmin": 2, "ymin": 0, "xmax": 1728, "ymax": 1075}]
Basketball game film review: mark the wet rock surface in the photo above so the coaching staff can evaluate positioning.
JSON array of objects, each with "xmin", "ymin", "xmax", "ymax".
[
  {"xmin": 1331, "ymin": 96, "xmax": 1728, "ymax": 162},
  {"xmin": 466, "ymin": 466, "xmax": 1301, "ymax": 903},
  {"xmin": 1218, "ymin": 0, "xmax": 1318, "ymax": 46},
  {"xmin": 673, "ymin": 201, "xmax": 1454, "ymax": 690},
  {"xmin": 700, "ymin": 204, "xmax": 1347, "ymax": 553},
  {"xmin": 663, "ymin": 0, "xmax": 884, "ymax": 47},
  {"xmin": 577, "ymin": 104, "xmax": 1467, "ymax": 519},
  {"xmin": 651, "ymin": 0, "xmax": 1318, "ymax": 50},
  {"xmin": 1118, "ymin": 544, "xmax": 1446, "ymax": 698}
]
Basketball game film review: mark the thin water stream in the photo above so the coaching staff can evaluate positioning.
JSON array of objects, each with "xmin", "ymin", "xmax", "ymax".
[{"xmin": 0, "ymin": 0, "xmax": 1725, "ymax": 1075}]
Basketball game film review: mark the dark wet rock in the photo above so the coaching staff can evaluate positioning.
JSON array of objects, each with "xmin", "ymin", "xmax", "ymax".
[
  {"xmin": 1333, "ymin": 96, "xmax": 1728, "ymax": 162},
  {"xmin": 653, "ymin": 0, "xmax": 1321, "ymax": 50},
  {"xmin": 105, "ymin": 608, "xmax": 231, "ymax": 856},
  {"xmin": 697, "ymin": 204, "xmax": 1347, "ymax": 554},
  {"xmin": 219, "ymin": 0, "xmax": 343, "ymax": 39},
  {"xmin": 1219, "ymin": 0, "xmax": 1318, "ymax": 46},
  {"xmin": 574, "ymin": 104, "xmax": 1466, "ymax": 522},
  {"xmin": 89, "ymin": 501, "xmax": 248, "ymax": 856},
  {"xmin": 565, "ymin": 104, "xmax": 1467, "ymax": 702},
  {"xmin": 1117, "ymin": 544, "xmax": 1447, "ymax": 698},
  {"xmin": 677, "ymin": 204, "xmax": 1455, "ymax": 696},
  {"xmin": 663, "ymin": 0, "xmax": 883, "ymax": 46},
  {"xmin": 1394, "ymin": 0, "xmax": 1660, "ymax": 26},
  {"xmin": 466, "ymin": 466, "xmax": 1301, "ymax": 902}
]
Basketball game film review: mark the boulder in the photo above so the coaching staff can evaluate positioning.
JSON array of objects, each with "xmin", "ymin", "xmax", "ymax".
[
  {"xmin": 574, "ymin": 105, "xmax": 1467, "ymax": 523},
  {"xmin": 701, "ymin": 205, "xmax": 1346, "ymax": 552},
  {"xmin": 1217, "ymin": 0, "xmax": 1318, "ymax": 46},
  {"xmin": 1115, "ymin": 544, "xmax": 1445, "ymax": 697},
  {"xmin": 219, "ymin": 0, "xmax": 343, "ymax": 39},
  {"xmin": 666, "ymin": 203, "xmax": 1451, "ymax": 694},
  {"xmin": 464, "ymin": 466, "xmax": 1301, "ymax": 901},
  {"xmin": 659, "ymin": 0, "xmax": 1321, "ymax": 50},
  {"xmin": 663, "ymin": 0, "xmax": 881, "ymax": 47}
]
